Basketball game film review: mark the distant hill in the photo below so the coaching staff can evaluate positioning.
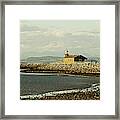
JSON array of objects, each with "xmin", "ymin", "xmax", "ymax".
[
  {"xmin": 87, "ymin": 57, "xmax": 100, "ymax": 63},
  {"xmin": 20, "ymin": 56, "xmax": 100, "ymax": 64},
  {"xmin": 21, "ymin": 56, "xmax": 63, "ymax": 64}
]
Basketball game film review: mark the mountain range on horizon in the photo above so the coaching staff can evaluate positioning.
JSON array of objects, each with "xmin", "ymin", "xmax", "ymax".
[{"xmin": 20, "ymin": 56, "xmax": 100, "ymax": 64}]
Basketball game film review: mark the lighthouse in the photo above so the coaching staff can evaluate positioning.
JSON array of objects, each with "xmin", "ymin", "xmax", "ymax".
[{"xmin": 64, "ymin": 50, "xmax": 74, "ymax": 64}]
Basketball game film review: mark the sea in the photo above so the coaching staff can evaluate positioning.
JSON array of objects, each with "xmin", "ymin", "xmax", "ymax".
[{"xmin": 20, "ymin": 72, "xmax": 100, "ymax": 96}]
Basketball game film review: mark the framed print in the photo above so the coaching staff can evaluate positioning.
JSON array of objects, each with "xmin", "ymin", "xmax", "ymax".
[{"xmin": 0, "ymin": 0, "xmax": 119, "ymax": 119}]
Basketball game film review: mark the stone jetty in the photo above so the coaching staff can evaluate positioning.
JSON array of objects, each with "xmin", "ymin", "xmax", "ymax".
[{"xmin": 20, "ymin": 62, "xmax": 100, "ymax": 76}]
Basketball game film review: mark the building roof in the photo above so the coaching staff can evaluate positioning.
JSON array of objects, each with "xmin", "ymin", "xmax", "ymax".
[
  {"xmin": 64, "ymin": 54, "xmax": 87, "ymax": 59},
  {"xmin": 75, "ymin": 55, "xmax": 87, "ymax": 59}
]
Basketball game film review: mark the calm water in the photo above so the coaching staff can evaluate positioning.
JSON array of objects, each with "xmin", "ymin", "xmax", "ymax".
[{"xmin": 20, "ymin": 73, "xmax": 100, "ymax": 96}]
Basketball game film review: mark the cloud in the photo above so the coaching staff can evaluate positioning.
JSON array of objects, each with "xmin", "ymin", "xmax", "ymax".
[
  {"xmin": 21, "ymin": 29, "xmax": 100, "ymax": 41},
  {"xmin": 42, "ymin": 30, "xmax": 65, "ymax": 37},
  {"xmin": 20, "ymin": 20, "xmax": 100, "ymax": 59}
]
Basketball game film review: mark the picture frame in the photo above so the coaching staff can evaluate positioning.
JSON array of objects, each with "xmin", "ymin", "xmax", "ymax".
[{"xmin": 0, "ymin": 0, "xmax": 119, "ymax": 119}]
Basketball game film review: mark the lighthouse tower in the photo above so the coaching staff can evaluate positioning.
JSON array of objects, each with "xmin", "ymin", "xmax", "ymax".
[
  {"xmin": 64, "ymin": 50, "xmax": 69, "ymax": 57},
  {"xmin": 64, "ymin": 50, "xmax": 74, "ymax": 64}
]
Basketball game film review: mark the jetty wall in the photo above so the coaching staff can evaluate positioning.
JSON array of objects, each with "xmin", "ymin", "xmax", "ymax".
[{"xmin": 20, "ymin": 62, "xmax": 100, "ymax": 75}]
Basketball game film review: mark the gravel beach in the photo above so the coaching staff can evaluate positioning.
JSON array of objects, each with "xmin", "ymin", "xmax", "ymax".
[
  {"xmin": 20, "ymin": 83, "xmax": 100, "ymax": 100},
  {"xmin": 39, "ymin": 90, "xmax": 100, "ymax": 100}
]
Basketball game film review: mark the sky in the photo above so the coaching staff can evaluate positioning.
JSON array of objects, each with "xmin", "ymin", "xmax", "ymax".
[{"xmin": 20, "ymin": 20, "xmax": 100, "ymax": 59}]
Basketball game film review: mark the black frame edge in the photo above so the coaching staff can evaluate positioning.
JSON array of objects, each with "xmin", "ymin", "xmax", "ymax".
[
  {"xmin": 1, "ymin": 0, "xmax": 119, "ymax": 5},
  {"xmin": 1, "ymin": 1, "xmax": 5, "ymax": 119},
  {"xmin": 0, "ymin": 0, "xmax": 119, "ymax": 119}
]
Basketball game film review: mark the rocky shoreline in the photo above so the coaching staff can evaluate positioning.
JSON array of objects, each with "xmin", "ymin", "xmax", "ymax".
[
  {"xmin": 20, "ymin": 63, "xmax": 100, "ymax": 76},
  {"xmin": 20, "ymin": 83, "xmax": 100, "ymax": 100}
]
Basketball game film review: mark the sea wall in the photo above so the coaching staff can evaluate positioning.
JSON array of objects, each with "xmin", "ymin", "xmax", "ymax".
[{"xmin": 20, "ymin": 62, "xmax": 100, "ymax": 75}]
